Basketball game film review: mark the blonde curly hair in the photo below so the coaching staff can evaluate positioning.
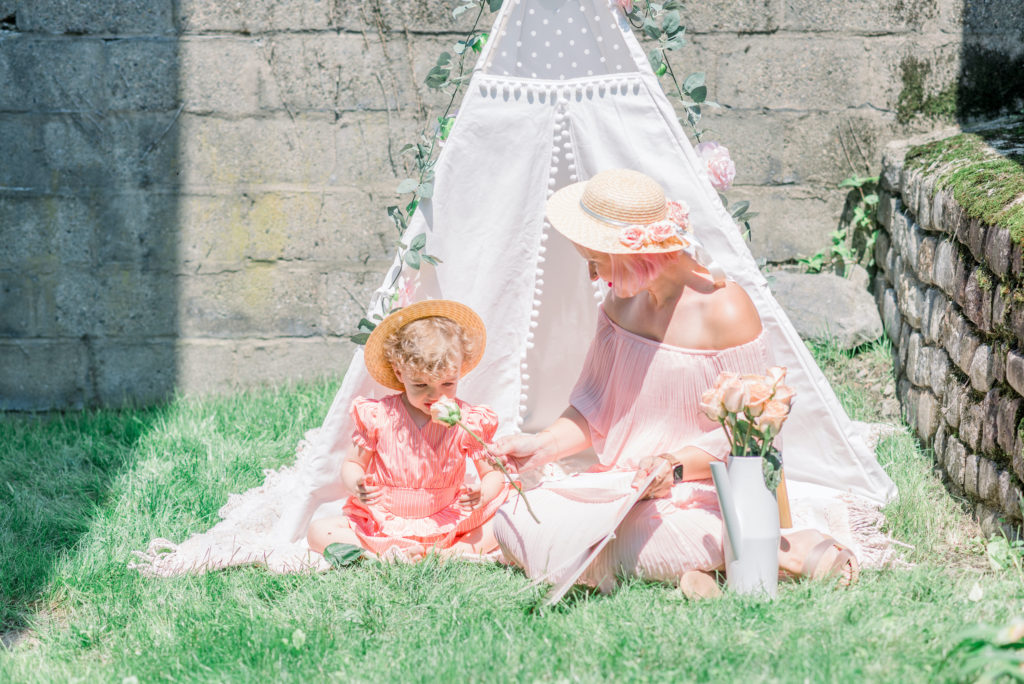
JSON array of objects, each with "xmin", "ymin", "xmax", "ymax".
[{"xmin": 383, "ymin": 316, "xmax": 475, "ymax": 381}]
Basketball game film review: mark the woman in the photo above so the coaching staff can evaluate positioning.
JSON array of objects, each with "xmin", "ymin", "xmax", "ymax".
[{"xmin": 492, "ymin": 169, "xmax": 856, "ymax": 597}]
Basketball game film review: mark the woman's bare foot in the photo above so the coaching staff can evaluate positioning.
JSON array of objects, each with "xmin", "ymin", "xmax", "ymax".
[{"xmin": 779, "ymin": 530, "xmax": 859, "ymax": 587}]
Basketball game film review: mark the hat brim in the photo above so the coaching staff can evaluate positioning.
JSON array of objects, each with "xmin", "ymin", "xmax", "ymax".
[
  {"xmin": 363, "ymin": 299, "xmax": 487, "ymax": 391},
  {"xmin": 545, "ymin": 181, "xmax": 687, "ymax": 255}
]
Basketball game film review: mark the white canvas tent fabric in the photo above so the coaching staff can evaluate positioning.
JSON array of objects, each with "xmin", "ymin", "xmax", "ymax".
[{"xmin": 132, "ymin": 0, "xmax": 898, "ymax": 577}]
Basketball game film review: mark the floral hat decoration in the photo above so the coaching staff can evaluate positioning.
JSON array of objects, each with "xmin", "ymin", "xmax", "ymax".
[
  {"xmin": 363, "ymin": 299, "xmax": 487, "ymax": 391},
  {"xmin": 545, "ymin": 168, "xmax": 725, "ymax": 282}
]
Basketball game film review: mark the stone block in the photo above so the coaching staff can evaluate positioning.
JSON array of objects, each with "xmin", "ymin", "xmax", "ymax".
[
  {"xmin": 93, "ymin": 339, "xmax": 176, "ymax": 406},
  {"xmin": 982, "ymin": 389, "xmax": 1000, "ymax": 455},
  {"xmin": 0, "ymin": 116, "xmax": 50, "ymax": 191},
  {"xmin": 715, "ymin": 36, "xmax": 869, "ymax": 110},
  {"xmin": 978, "ymin": 457, "xmax": 1000, "ymax": 503},
  {"xmin": 0, "ymin": 195, "xmax": 96, "ymax": 270},
  {"xmin": 967, "ymin": 218, "xmax": 988, "ymax": 264},
  {"xmin": 726, "ymin": 185, "xmax": 846, "ymax": 262},
  {"xmin": 782, "ymin": 0, "xmax": 937, "ymax": 33},
  {"xmin": 917, "ymin": 389, "xmax": 940, "ymax": 443},
  {"xmin": 960, "ymin": 396, "xmax": 985, "ymax": 452},
  {"xmin": 0, "ymin": 37, "xmax": 107, "ymax": 112},
  {"xmin": 898, "ymin": 321, "xmax": 911, "ymax": 372},
  {"xmin": 929, "ymin": 346, "xmax": 950, "ymax": 399},
  {"xmin": 55, "ymin": 267, "xmax": 178, "ymax": 338},
  {"xmin": 659, "ymin": 0, "xmax": 784, "ymax": 33},
  {"xmin": 767, "ymin": 271, "xmax": 882, "ymax": 349},
  {"xmin": 985, "ymin": 225, "xmax": 1013, "ymax": 279},
  {"xmin": 930, "ymin": 186, "xmax": 946, "ymax": 234},
  {"xmin": 176, "ymin": 37, "xmax": 262, "ymax": 115},
  {"xmin": 179, "ymin": 265, "xmax": 326, "ymax": 338},
  {"xmin": 895, "ymin": 269, "xmax": 925, "ymax": 328},
  {"xmin": 903, "ymin": 384, "xmax": 919, "ymax": 429},
  {"xmin": 93, "ymin": 192, "xmax": 178, "ymax": 269},
  {"xmin": 947, "ymin": 192, "xmax": 969, "ymax": 242},
  {"xmin": 902, "ymin": 168, "xmax": 922, "ymax": 218},
  {"xmin": 1007, "ymin": 350, "xmax": 1024, "ymax": 397},
  {"xmin": 877, "ymin": 192, "xmax": 895, "ymax": 230},
  {"xmin": 916, "ymin": 174, "xmax": 935, "ymax": 233},
  {"xmin": 944, "ymin": 435, "xmax": 967, "ymax": 491},
  {"xmin": 969, "ymin": 344, "xmax": 995, "ymax": 393},
  {"xmin": 975, "ymin": 504, "xmax": 1000, "ymax": 536},
  {"xmin": 106, "ymin": 38, "xmax": 178, "ymax": 112},
  {"xmin": 958, "ymin": 330, "xmax": 981, "ymax": 380},
  {"xmin": 177, "ymin": 114, "xmax": 339, "ymax": 188},
  {"xmin": 941, "ymin": 377, "xmax": 967, "ymax": 430},
  {"xmin": 0, "ymin": 339, "xmax": 88, "ymax": 410},
  {"xmin": 17, "ymin": 0, "xmax": 174, "ymax": 34},
  {"xmin": 939, "ymin": 306, "xmax": 965, "ymax": 370},
  {"xmin": 906, "ymin": 332, "xmax": 925, "ymax": 387},
  {"xmin": 1012, "ymin": 241, "xmax": 1024, "ymax": 279},
  {"xmin": 882, "ymin": 287, "xmax": 901, "ymax": 345},
  {"xmin": 177, "ymin": 0, "xmax": 331, "ymax": 32},
  {"xmin": 874, "ymin": 229, "xmax": 892, "ymax": 276},
  {"xmin": 232, "ymin": 336, "xmax": 353, "ymax": 387},
  {"xmin": 0, "ymin": 272, "xmax": 56, "ymax": 338},
  {"xmin": 1011, "ymin": 298, "xmax": 1024, "ymax": 342},
  {"xmin": 917, "ymin": 236, "xmax": 937, "ymax": 285},
  {"xmin": 965, "ymin": 452, "xmax": 980, "ymax": 497},
  {"xmin": 175, "ymin": 340, "xmax": 241, "ymax": 396},
  {"xmin": 993, "ymin": 341, "xmax": 1007, "ymax": 385},
  {"xmin": 932, "ymin": 239, "xmax": 956, "ymax": 296},
  {"xmin": 775, "ymin": 110, "xmax": 895, "ymax": 186},
  {"xmin": 922, "ymin": 288, "xmax": 947, "ymax": 345},
  {"xmin": 325, "ymin": 270, "xmax": 389, "ymax": 336},
  {"xmin": 697, "ymin": 109, "xmax": 784, "ymax": 186},
  {"xmin": 952, "ymin": 247, "xmax": 972, "ymax": 308},
  {"xmin": 934, "ymin": 420, "xmax": 948, "ymax": 466},
  {"xmin": 962, "ymin": 269, "xmax": 994, "ymax": 332},
  {"xmin": 1014, "ymin": 440, "xmax": 1024, "ymax": 484},
  {"xmin": 998, "ymin": 393, "xmax": 1023, "ymax": 456},
  {"xmin": 993, "ymin": 288, "xmax": 1011, "ymax": 333}
]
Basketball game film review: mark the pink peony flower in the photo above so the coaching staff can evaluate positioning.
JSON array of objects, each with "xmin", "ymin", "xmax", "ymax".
[
  {"xmin": 666, "ymin": 200, "xmax": 691, "ymax": 231},
  {"xmin": 647, "ymin": 221, "xmax": 677, "ymax": 244},
  {"xmin": 616, "ymin": 0, "xmax": 634, "ymax": 13},
  {"xmin": 695, "ymin": 141, "xmax": 736, "ymax": 192},
  {"xmin": 618, "ymin": 225, "xmax": 648, "ymax": 250}
]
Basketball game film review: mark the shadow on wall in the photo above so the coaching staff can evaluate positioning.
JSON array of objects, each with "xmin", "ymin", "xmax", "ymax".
[
  {"xmin": 957, "ymin": 1, "xmax": 1024, "ymax": 123},
  {"xmin": 0, "ymin": 2, "xmax": 179, "ymax": 409}
]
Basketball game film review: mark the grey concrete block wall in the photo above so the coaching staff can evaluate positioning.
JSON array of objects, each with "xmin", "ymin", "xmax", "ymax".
[{"xmin": 1, "ymin": 0, "xmax": 1022, "ymax": 408}]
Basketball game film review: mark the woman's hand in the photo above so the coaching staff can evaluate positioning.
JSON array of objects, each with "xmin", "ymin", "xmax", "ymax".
[
  {"xmin": 491, "ymin": 433, "xmax": 549, "ymax": 472},
  {"xmin": 632, "ymin": 454, "xmax": 676, "ymax": 500},
  {"xmin": 353, "ymin": 475, "xmax": 383, "ymax": 506}
]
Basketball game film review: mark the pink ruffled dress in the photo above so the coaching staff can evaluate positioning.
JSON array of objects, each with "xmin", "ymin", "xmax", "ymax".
[
  {"xmin": 495, "ymin": 308, "xmax": 773, "ymax": 588},
  {"xmin": 342, "ymin": 394, "xmax": 508, "ymax": 555}
]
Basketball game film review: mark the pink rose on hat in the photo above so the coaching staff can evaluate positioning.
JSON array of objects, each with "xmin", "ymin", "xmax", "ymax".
[
  {"xmin": 666, "ymin": 200, "xmax": 691, "ymax": 231},
  {"xmin": 647, "ymin": 221, "xmax": 677, "ymax": 243},
  {"xmin": 695, "ymin": 141, "xmax": 736, "ymax": 192},
  {"xmin": 618, "ymin": 225, "xmax": 647, "ymax": 250}
]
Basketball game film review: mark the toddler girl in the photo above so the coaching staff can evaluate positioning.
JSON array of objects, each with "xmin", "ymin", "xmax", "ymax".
[{"xmin": 307, "ymin": 300, "xmax": 508, "ymax": 559}]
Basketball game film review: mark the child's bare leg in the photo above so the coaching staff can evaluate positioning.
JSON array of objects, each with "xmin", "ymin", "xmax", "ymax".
[
  {"xmin": 307, "ymin": 516, "xmax": 364, "ymax": 554},
  {"xmin": 447, "ymin": 521, "xmax": 499, "ymax": 556}
]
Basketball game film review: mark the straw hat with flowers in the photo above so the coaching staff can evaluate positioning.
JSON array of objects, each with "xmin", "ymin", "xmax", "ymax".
[
  {"xmin": 363, "ymin": 299, "xmax": 487, "ymax": 391},
  {"xmin": 545, "ymin": 168, "xmax": 695, "ymax": 254}
]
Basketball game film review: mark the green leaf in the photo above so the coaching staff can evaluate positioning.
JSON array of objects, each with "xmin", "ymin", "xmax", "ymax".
[
  {"xmin": 404, "ymin": 249, "xmax": 422, "ymax": 269},
  {"xmin": 471, "ymin": 32, "xmax": 488, "ymax": 52},
  {"xmin": 642, "ymin": 17, "xmax": 661, "ymax": 40},
  {"xmin": 409, "ymin": 233, "xmax": 427, "ymax": 251},
  {"xmin": 487, "ymin": 0, "xmax": 503, "ymax": 12},
  {"xmin": 324, "ymin": 542, "xmax": 365, "ymax": 568},
  {"xmin": 662, "ymin": 34, "xmax": 685, "ymax": 51},
  {"xmin": 386, "ymin": 205, "xmax": 407, "ymax": 232},
  {"xmin": 438, "ymin": 116, "xmax": 455, "ymax": 141},
  {"xmin": 863, "ymin": 193, "xmax": 879, "ymax": 206},
  {"xmin": 357, "ymin": 317, "xmax": 376, "ymax": 332},
  {"xmin": 683, "ymin": 71, "xmax": 706, "ymax": 92},
  {"xmin": 662, "ymin": 10, "xmax": 681, "ymax": 36},
  {"xmin": 453, "ymin": 40, "xmax": 467, "ymax": 55},
  {"xmin": 398, "ymin": 143, "xmax": 415, "ymax": 154},
  {"xmin": 417, "ymin": 182, "xmax": 434, "ymax": 199},
  {"xmin": 425, "ymin": 66, "xmax": 450, "ymax": 89},
  {"xmin": 436, "ymin": 52, "xmax": 452, "ymax": 67},
  {"xmin": 396, "ymin": 178, "xmax": 419, "ymax": 194},
  {"xmin": 406, "ymin": 199, "xmax": 419, "ymax": 216},
  {"xmin": 689, "ymin": 85, "xmax": 707, "ymax": 103},
  {"xmin": 655, "ymin": 62, "xmax": 667, "ymax": 77},
  {"xmin": 647, "ymin": 48, "xmax": 663, "ymax": 72},
  {"xmin": 729, "ymin": 201, "xmax": 751, "ymax": 218},
  {"xmin": 421, "ymin": 254, "xmax": 442, "ymax": 266},
  {"xmin": 349, "ymin": 332, "xmax": 370, "ymax": 345}
]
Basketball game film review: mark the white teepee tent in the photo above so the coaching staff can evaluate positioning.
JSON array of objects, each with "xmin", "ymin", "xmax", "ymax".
[{"xmin": 132, "ymin": 0, "xmax": 897, "ymax": 577}]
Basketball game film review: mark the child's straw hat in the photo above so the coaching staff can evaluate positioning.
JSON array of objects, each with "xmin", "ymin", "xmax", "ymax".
[
  {"xmin": 363, "ymin": 299, "xmax": 486, "ymax": 391},
  {"xmin": 545, "ymin": 168, "xmax": 689, "ymax": 254}
]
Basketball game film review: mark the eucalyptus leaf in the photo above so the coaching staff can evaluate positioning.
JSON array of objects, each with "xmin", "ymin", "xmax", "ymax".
[
  {"xmin": 418, "ymin": 182, "xmax": 434, "ymax": 199},
  {"xmin": 662, "ymin": 35, "xmax": 685, "ymax": 51},
  {"xmin": 488, "ymin": 0, "xmax": 503, "ymax": 11},
  {"xmin": 642, "ymin": 17, "xmax": 661, "ymax": 40},
  {"xmin": 453, "ymin": 40, "xmax": 467, "ymax": 55},
  {"xmin": 398, "ymin": 144, "xmax": 415, "ymax": 154},
  {"xmin": 425, "ymin": 66, "xmax": 450, "ymax": 89},
  {"xmin": 689, "ymin": 85, "xmax": 707, "ymax": 103},
  {"xmin": 436, "ymin": 52, "xmax": 452, "ymax": 67},
  {"xmin": 349, "ymin": 332, "xmax": 370, "ymax": 345},
  {"xmin": 471, "ymin": 32, "xmax": 488, "ymax": 52},
  {"xmin": 647, "ymin": 48, "xmax": 663, "ymax": 71},
  {"xmin": 662, "ymin": 10, "xmax": 680, "ymax": 36},
  {"xmin": 729, "ymin": 201, "xmax": 751, "ymax": 218},
  {"xmin": 396, "ymin": 178, "xmax": 419, "ymax": 194},
  {"xmin": 683, "ymin": 72, "xmax": 706, "ymax": 92},
  {"xmin": 386, "ymin": 205, "xmax": 406, "ymax": 232},
  {"xmin": 324, "ymin": 542, "xmax": 365, "ymax": 568},
  {"xmin": 409, "ymin": 233, "xmax": 427, "ymax": 251},
  {"xmin": 357, "ymin": 317, "xmax": 376, "ymax": 332},
  {"xmin": 405, "ymin": 249, "xmax": 422, "ymax": 269},
  {"xmin": 421, "ymin": 254, "xmax": 442, "ymax": 266},
  {"xmin": 438, "ymin": 116, "xmax": 454, "ymax": 141},
  {"xmin": 406, "ymin": 198, "xmax": 419, "ymax": 216}
]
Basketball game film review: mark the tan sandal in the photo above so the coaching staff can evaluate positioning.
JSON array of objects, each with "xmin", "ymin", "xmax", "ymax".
[
  {"xmin": 679, "ymin": 570, "xmax": 723, "ymax": 600},
  {"xmin": 801, "ymin": 536, "xmax": 860, "ymax": 588}
]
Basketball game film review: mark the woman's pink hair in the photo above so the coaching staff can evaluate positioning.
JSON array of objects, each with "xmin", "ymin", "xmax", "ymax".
[{"xmin": 609, "ymin": 251, "xmax": 684, "ymax": 296}]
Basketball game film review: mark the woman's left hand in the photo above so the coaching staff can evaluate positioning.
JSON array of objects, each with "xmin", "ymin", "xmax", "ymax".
[{"xmin": 632, "ymin": 454, "xmax": 676, "ymax": 500}]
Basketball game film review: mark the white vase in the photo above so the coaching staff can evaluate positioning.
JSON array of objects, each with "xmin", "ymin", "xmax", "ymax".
[{"xmin": 709, "ymin": 455, "xmax": 781, "ymax": 598}]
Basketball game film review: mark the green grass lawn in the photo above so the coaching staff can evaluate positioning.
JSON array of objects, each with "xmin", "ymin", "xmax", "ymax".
[{"xmin": 2, "ymin": 342, "xmax": 1022, "ymax": 682}]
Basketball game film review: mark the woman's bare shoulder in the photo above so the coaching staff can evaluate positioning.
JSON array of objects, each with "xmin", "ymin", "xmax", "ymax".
[{"xmin": 701, "ymin": 281, "xmax": 763, "ymax": 348}]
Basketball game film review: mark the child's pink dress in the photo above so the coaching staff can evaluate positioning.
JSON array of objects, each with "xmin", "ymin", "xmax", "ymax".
[{"xmin": 341, "ymin": 394, "xmax": 508, "ymax": 555}]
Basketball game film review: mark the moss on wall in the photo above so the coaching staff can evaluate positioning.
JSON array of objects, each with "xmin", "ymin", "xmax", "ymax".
[
  {"xmin": 896, "ymin": 56, "xmax": 957, "ymax": 124},
  {"xmin": 905, "ymin": 117, "xmax": 1024, "ymax": 243}
]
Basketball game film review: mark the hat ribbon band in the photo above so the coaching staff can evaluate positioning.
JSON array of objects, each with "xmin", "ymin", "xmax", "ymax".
[{"xmin": 578, "ymin": 200, "xmax": 643, "ymax": 227}]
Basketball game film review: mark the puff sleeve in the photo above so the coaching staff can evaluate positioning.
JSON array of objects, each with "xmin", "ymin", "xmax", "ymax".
[
  {"xmin": 349, "ymin": 396, "xmax": 382, "ymax": 452},
  {"xmin": 455, "ymin": 403, "xmax": 499, "ymax": 464}
]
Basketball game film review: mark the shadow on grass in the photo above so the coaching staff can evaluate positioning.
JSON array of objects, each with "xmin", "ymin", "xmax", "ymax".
[{"xmin": 0, "ymin": 405, "xmax": 160, "ymax": 639}]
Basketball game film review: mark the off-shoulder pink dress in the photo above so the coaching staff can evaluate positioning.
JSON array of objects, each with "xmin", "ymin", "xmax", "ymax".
[
  {"xmin": 495, "ymin": 309, "xmax": 773, "ymax": 588},
  {"xmin": 342, "ymin": 395, "xmax": 509, "ymax": 555}
]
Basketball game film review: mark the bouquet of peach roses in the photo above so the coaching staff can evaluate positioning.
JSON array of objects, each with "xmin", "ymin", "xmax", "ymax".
[{"xmin": 699, "ymin": 367, "xmax": 796, "ymax": 491}]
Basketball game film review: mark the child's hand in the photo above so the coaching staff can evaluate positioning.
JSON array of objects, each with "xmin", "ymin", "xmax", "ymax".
[
  {"xmin": 353, "ymin": 476, "xmax": 382, "ymax": 506},
  {"xmin": 457, "ymin": 484, "xmax": 482, "ymax": 511}
]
